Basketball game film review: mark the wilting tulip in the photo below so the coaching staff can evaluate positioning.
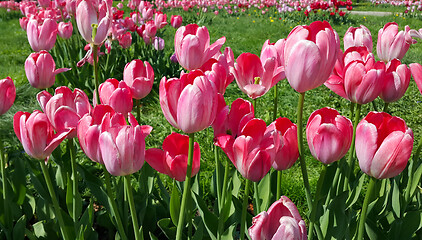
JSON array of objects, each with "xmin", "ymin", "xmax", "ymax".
[
  {"xmin": 98, "ymin": 78, "xmax": 133, "ymax": 115},
  {"xmin": 284, "ymin": 21, "xmax": 339, "ymax": 93},
  {"xmin": 356, "ymin": 112, "xmax": 413, "ymax": 179},
  {"xmin": 13, "ymin": 110, "xmax": 71, "ymax": 160},
  {"xmin": 174, "ymin": 24, "xmax": 225, "ymax": 71},
  {"xmin": 343, "ymin": 25, "xmax": 373, "ymax": 52},
  {"xmin": 0, "ymin": 77, "xmax": 16, "ymax": 116},
  {"xmin": 25, "ymin": 51, "xmax": 71, "ymax": 89},
  {"xmin": 76, "ymin": 0, "xmax": 111, "ymax": 45},
  {"xmin": 377, "ymin": 22, "xmax": 415, "ymax": 63},
  {"xmin": 380, "ymin": 59, "xmax": 410, "ymax": 103},
  {"xmin": 27, "ymin": 18, "xmax": 58, "ymax": 52},
  {"xmin": 37, "ymin": 86, "xmax": 92, "ymax": 138},
  {"xmin": 409, "ymin": 63, "xmax": 422, "ymax": 94},
  {"xmin": 100, "ymin": 113, "xmax": 152, "ymax": 176},
  {"xmin": 123, "ymin": 59, "xmax": 154, "ymax": 100},
  {"xmin": 249, "ymin": 196, "xmax": 307, "ymax": 240},
  {"xmin": 170, "ymin": 15, "xmax": 182, "ymax": 28},
  {"xmin": 215, "ymin": 118, "xmax": 280, "ymax": 182},
  {"xmin": 160, "ymin": 70, "xmax": 218, "ymax": 133},
  {"xmin": 58, "ymin": 21, "xmax": 73, "ymax": 39},
  {"xmin": 201, "ymin": 47, "xmax": 235, "ymax": 95},
  {"xmin": 146, "ymin": 132, "xmax": 200, "ymax": 181},
  {"xmin": 270, "ymin": 117, "xmax": 299, "ymax": 170},
  {"xmin": 306, "ymin": 107, "xmax": 353, "ymax": 165}
]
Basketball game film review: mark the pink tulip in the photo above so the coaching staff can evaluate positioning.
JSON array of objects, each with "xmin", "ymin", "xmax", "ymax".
[
  {"xmin": 98, "ymin": 78, "xmax": 133, "ymax": 115},
  {"xmin": 215, "ymin": 118, "xmax": 280, "ymax": 182},
  {"xmin": 146, "ymin": 132, "xmax": 200, "ymax": 181},
  {"xmin": 13, "ymin": 110, "xmax": 71, "ymax": 161},
  {"xmin": 249, "ymin": 196, "xmax": 307, "ymax": 240},
  {"xmin": 380, "ymin": 59, "xmax": 410, "ymax": 103},
  {"xmin": 100, "ymin": 113, "xmax": 152, "ymax": 176},
  {"xmin": 306, "ymin": 107, "xmax": 353, "ymax": 165},
  {"xmin": 27, "ymin": 18, "xmax": 58, "ymax": 52},
  {"xmin": 19, "ymin": 17, "xmax": 29, "ymax": 31},
  {"xmin": 144, "ymin": 21, "xmax": 157, "ymax": 38},
  {"xmin": 261, "ymin": 39, "xmax": 285, "ymax": 71},
  {"xmin": 269, "ymin": 117, "xmax": 299, "ymax": 171},
  {"xmin": 66, "ymin": 0, "xmax": 77, "ymax": 16},
  {"xmin": 25, "ymin": 50, "xmax": 71, "ymax": 89},
  {"xmin": 38, "ymin": 0, "xmax": 51, "ymax": 8},
  {"xmin": 344, "ymin": 25, "xmax": 373, "ymax": 52},
  {"xmin": 160, "ymin": 70, "xmax": 218, "ymax": 133},
  {"xmin": 174, "ymin": 24, "xmax": 226, "ymax": 71},
  {"xmin": 37, "ymin": 86, "xmax": 92, "ymax": 138},
  {"xmin": 377, "ymin": 22, "xmax": 415, "ymax": 63},
  {"xmin": 153, "ymin": 37, "xmax": 165, "ymax": 50},
  {"xmin": 0, "ymin": 77, "xmax": 16, "ymax": 116},
  {"xmin": 170, "ymin": 15, "xmax": 182, "ymax": 28},
  {"xmin": 154, "ymin": 12, "xmax": 167, "ymax": 29},
  {"xmin": 76, "ymin": 0, "xmax": 111, "ymax": 45},
  {"xmin": 142, "ymin": 7, "xmax": 153, "ymax": 21},
  {"xmin": 356, "ymin": 112, "xmax": 413, "ymax": 179},
  {"xmin": 118, "ymin": 32, "xmax": 132, "ymax": 49},
  {"xmin": 123, "ymin": 59, "xmax": 154, "ymax": 100},
  {"xmin": 284, "ymin": 21, "xmax": 339, "ymax": 93},
  {"xmin": 58, "ymin": 21, "xmax": 73, "ymax": 39},
  {"xmin": 409, "ymin": 63, "xmax": 422, "ymax": 94}
]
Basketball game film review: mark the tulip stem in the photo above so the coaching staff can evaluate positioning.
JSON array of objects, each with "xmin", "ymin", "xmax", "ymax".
[
  {"xmin": 276, "ymin": 170, "xmax": 282, "ymax": 199},
  {"xmin": 0, "ymin": 139, "xmax": 10, "ymax": 231},
  {"xmin": 101, "ymin": 165, "xmax": 128, "ymax": 240},
  {"xmin": 253, "ymin": 99, "xmax": 257, "ymax": 114},
  {"xmin": 40, "ymin": 162, "xmax": 70, "ymax": 240},
  {"xmin": 253, "ymin": 182, "xmax": 260, "ymax": 214},
  {"xmin": 136, "ymin": 99, "xmax": 141, "ymax": 123},
  {"xmin": 308, "ymin": 164, "xmax": 327, "ymax": 240},
  {"xmin": 240, "ymin": 179, "xmax": 251, "ymax": 240},
  {"xmin": 357, "ymin": 177, "xmax": 377, "ymax": 240},
  {"xmin": 296, "ymin": 92, "xmax": 313, "ymax": 216},
  {"xmin": 383, "ymin": 102, "xmax": 389, "ymax": 113},
  {"xmin": 176, "ymin": 133, "xmax": 195, "ymax": 240},
  {"xmin": 215, "ymin": 145, "xmax": 222, "ymax": 210},
  {"xmin": 92, "ymin": 43, "xmax": 100, "ymax": 105},
  {"xmin": 125, "ymin": 175, "xmax": 140, "ymax": 240},
  {"xmin": 217, "ymin": 156, "xmax": 231, "ymax": 240},
  {"xmin": 68, "ymin": 139, "xmax": 78, "ymax": 223},
  {"xmin": 273, "ymin": 83, "xmax": 278, "ymax": 121},
  {"xmin": 343, "ymin": 104, "xmax": 361, "ymax": 191}
]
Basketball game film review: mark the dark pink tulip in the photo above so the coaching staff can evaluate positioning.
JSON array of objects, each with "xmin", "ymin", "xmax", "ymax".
[
  {"xmin": 344, "ymin": 25, "xmax": 373, "ymax": 52},
  {"xmin": 248, "ymin": 196, "xmax": 307, "ymax": 240},
  {"xmin": 118, "ymin": 32, "xmax": 132, "ymax": 49},
  {"xmin": 58, "ymin": 21, "xmax": 73, "ymax": 39},
  {"xmin": 306, "ymin": 107, "xmax": 353, "ymax": 165},
  {"xmin": 409, "ymin": 63, "xmax": 422, "ymax": 94},
  {"xmin": 174, "ymin": 24, "xmax": 225, "ymax": 71},
  {"xmin": 144, "ymin": 21, "xmax": 157, "ymax": 38},
  {"xmin": 215, "ymin": 118, "xmax": 280, "ymax": 182},
  {"xmin": 0, "ymin": 77, "xmax": 16, "ymax": 116},
  {"xmin": 380, "ymin": 59, "xmax": 410, "ymax": 103},
  {"xmin": 13, "ymin": 110, "xmax": 71, "ymax": 161},
  {"xmin": 154, "ymin": 12, "xmax": 167, "ymax": 29},
  {"xmin": 284, "ymin": 21, "xmax": 339, "ymax": 93},
  {"xmin": 38, "ymin": 0, "xmax": 51, "ymax": 8},
  {"xmin": 142, "ymin": 7, "xmax": 153, "ymax": 21},
  {"xmin": 123, "ymin": 59, "xmax": 154, "ymax": 100},
  {"xmin": 27, "ymin": 18, "xmax": 57, "ymax": 52},
  {"xmin": 37, "ymin": 86, "xmax": 92, "ymax": 138},
  {"xmin": 19, "ymin": 17, "xmax": 29, "ymax": 31},
  {"xmin": 98, "ymin": 78, "xmax": 133, "ymax": 115},
  {"xmin": 25, "ymin": 50, "xmax": 71, "ymax": 89},
  {"xmin": 76, "ymin": 0, "xmax": 111, "ymax": 45},
  {"xmin": 99, "ymin": 113, "xmax": 152, "ymax": 176},
  {"xmin": 377, "ymin": 22, "xmax": 415, "ymax": 63},
  {"xmin": 170, "ymin": 15, "xmax": 182, "ymax": 28},
  {"xmin": 160, "ymin": 70, "xmax": 218, "ymax": 133},
  {"xmin": 146, "ymin": 132, "xmax": 200, "ymax": 182},
  {"xmin": 269, "ymin": 117, "xmax": 299, "ymax": 171},
  {"xmin": 356, "ymin": 112, "xmax": 413, "ymax": 179}
]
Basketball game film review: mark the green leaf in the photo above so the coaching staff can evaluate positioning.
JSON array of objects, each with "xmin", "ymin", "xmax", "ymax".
[
  {"xmin": 149, "ymin": 232, "xmax": 159, "ymax": 240},
  {"xmin": 346, "ymin": 174, "xmax": 365, "ymax": 209},
  {"xmin": 232, "ymin": 171, "xmax": 241, "ymax": 198},
  {"xmin": 170, "ymin": 183, "xmax": 181, "ymax": 226},
  {"xmin": 33, "ymin": 221, "xmax": 47, "ymax": 238},
  {"xmin": 391, "ymin": 179, "xmax": 401, "ymax": 218},
  {"xmin": 258, "ymin": 173, "xmax": 271, "ymax": 212},
  {"xmin": 12, "ymin": 215, "xmax": 26, "ymax": 240},
  {"xmin": 138, "ymin": 163, "xmax": 156, "ymax": 195},
  {"xmin": 157, "ymin": 218, "xmax": 177, "ymax": 239},
  {"xmin": 10, "ymin": 157, "xmax": 27, "ymax": 205},
  {"xmin": 192, "ymin": 192, "xmax": 218, "ymax": 240},
  {"xmin": 409, "ymin": 163, "xmax": 422, "ymax": 200},
  {"xmin": 399, "ymin": 210, "xmax": 422, "ymax": 239},
  {"xmin": 221, "ymin": 224, "xmax": 236, "ymax": 240},
  {"xmin": 192, "ymin": 220, "xmax": 204, "ymax": 240}
]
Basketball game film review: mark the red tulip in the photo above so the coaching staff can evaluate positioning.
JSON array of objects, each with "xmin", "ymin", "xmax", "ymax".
[
  {"xmin": 98, "ymin": 78, "xmax": 133, "ymax": 115},
  {"xmin": 0, "ymin": 77, "xmax": 16, "ymax": 116},
  {"xmin": 123, "ymin": 59, "xmax": 154, "ymax": 100},
  {"xmin": 27, "ymin": 18, "xmax": 57, "ymax": 52},
  {"xmin": 380, "ymin": 59, "xmax": 410, "ymax": 103},
  {"xmin": 170, "ymin": 15, "xmax": 182, "ymax": 28},
  {"xmin": 356, "ymin": 112, "xmax": 413, "ymax": 179},
  {"xmin": 270, "ymin": 117, "xmax": 299, "ymax": 171}
]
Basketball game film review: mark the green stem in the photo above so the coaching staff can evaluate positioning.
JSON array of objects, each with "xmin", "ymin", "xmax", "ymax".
[
  {"xmin": 253, "ymin": 98, "xmax": 257, "ymax": 114},
  {"xmin": 215, "ymin": 146, "xmax": 222, "ymax": 211},
  {"xmin": 39, "ymin": 162, "xmax": 70, "ymax": 240},
  {"xmin": 136, "ymin": 99, "xmax": 141, "ymax": 124},
  {"xmin": 125, "ymin": 175, "xmax": 140, "ymax": 240},
  {"xmin": 273, "ymin": 83, "xmax": 278, "ymax": 121},
  {"xmin": 217, "ymin": 156, "xmax": 231, "ymax": 240},
  {"xmin": 92, "ymin": 43, "xmax": 100, "ymax": 105},
  {"xmin": 101, "ymin": 165, "xmax": 128, "ymax": 240},
  {"xmin": 276, "ymin": 171, "xmax": 282, "ymax": 199},
  {"xmin": 240, "ymin": 179, "xmax": 251, "ymax": 240},
  {"xmin": 253, "ymin": 182, "xmax": 260, "ymax": 214},
  {"xmin": 297, "ymin": 92, "xmax": 313, "ymax": 213},
  {"xmin": 357, "ymin": 177, "xmax": 377, "ymax": 240},
  {"xmin": 325, "ymin": 162, "xmax": 340, "ymax": 205},
  {"xmin": 176, "ymin": 133, "xmax": 195, "ymax": 240},
  {"xmin": 0, "ymin": 139, "xmax": 10, "ymax": 230},
  {"xmin": 383, "ymin": 102, "xmax": 389, "ymax": 113},
  {"xmin": 308, "ymin": 165, "xmax": 327, "ymax": 240},
  {"xmin": 68, "ymin": 139, "xmax": 78, "ymax": 223},
  {"xmin": 343, "ymin": 104, "xmax": 361, "ymax": 191}
]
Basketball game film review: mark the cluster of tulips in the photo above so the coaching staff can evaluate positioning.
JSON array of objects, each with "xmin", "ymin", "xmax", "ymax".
[{"xmin": 1, "ymin": 0, "xmax": 422, "ymax": 238}]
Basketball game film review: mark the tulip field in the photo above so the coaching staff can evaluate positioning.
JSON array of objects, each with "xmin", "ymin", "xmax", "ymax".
[{"xmin": 2, "ymin": 0, "xmax": 422, "ymax": 239}]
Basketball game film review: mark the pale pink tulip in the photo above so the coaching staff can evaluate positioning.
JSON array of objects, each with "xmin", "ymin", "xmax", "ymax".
[
  {"xmin": 123, "ymin": 59, "xmax": 154, "ymax": 100},
  {"xmin": 380, "ymin": 59, "xmax": 410, "ymax": 103},
  {"xmin": 154, "ymin": 12, "xmax": 167, "ymax": 29},
  {"xmin": 0, "ymin": 77, "xmax": 16, "ymax": 116},
  {"xmin": 377, "ymin": 22, "xmax": 415, "ymax": 63},
  {"xmin": 27, "ymin": 18, "xmax": 58, "ymax": 52},
  {"xmin": 76, "ymin": 0, "xmax": 111, "ymax": 45},
  {"xmin": 98, "ymin": 78, "xmax": 133, "ymax": 115},
  {"xmin": 344, "ymin": 25, "xmax": 373, "ymax": 52},
  {"xmin": 58, "ymin": 21, "xmax": 73, "ymax": 39},
  {"xmin": 409, "ymin": 63, "xmax": 422, "ymax": 94}
]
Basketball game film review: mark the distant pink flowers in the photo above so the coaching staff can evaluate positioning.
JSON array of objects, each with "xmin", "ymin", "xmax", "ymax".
[{"xmin": 0, "ymin": 77, "xmax": 16, "ymax": 116}]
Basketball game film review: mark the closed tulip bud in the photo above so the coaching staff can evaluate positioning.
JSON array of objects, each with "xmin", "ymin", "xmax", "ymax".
[
  {"xmin": 377, "ymin": 22, "xmax": 415, "ymax": 63},
  {"xmin": 170, "ymin": 15, "xmax": 182, "ymax": 28},
  {"xmin": 146, "ymin": 132, "xmax": 200, "ymax": 181},
  {"xmin": 76, "ymin": 0, "xmax": 111, "ymax": 45},
  {"xmin": 344, "ymin": 25, "xmax": 373, "ymax": 52},
  {"xmin": 356, "ymin": 112, "xmax": 413, "ymax": 179},
  {"xmin": 123, "ymin": 59, "xmax": 154, "ymax": 100},
  {"xmin": 58, "ymin": 21, "xmax": 73, "ymax": 39},
  {"xmin": 27, "ymin": 18, "xmax": 58, "ymax": 52},
  {"xmin": 306, "ymin": 107, "xmax": 353, "ymax": 164},
  {"xmin": 270, "ymin": 117, "xmax": 299, "ymax": 170},
  {"xmin": 142, "ymin": 7, "xmax": 153, "ymax": 21},
  {"xmin": 98, "ymin": 78, "xmax": 133, "ymax": 115},
  {"xmin": 0, "ymin": 77, "xmax": 16, "ymax": 116},
  {"xmin": 153, "ymin": 37, "xmax": 165, "ymax": 50},
  {"xmin": 380, "ymin": 59, "xmax": 410, "ymax": 103},
  {"xmin": 144, "ymin": 21, "xmax": 157, "ymax": 38},
  {"xmin": 154, "ymin": 12, "xmax": 167, "ymax": 29}
]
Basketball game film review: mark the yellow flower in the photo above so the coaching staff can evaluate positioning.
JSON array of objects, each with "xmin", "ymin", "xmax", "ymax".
[
  {"xmin": 271, "ymin": 19, "xmax": 274, "ymax": 22},
  {"xmin": 253, "ymin": 20, "xmax": 256, "ymax": 23},
  {"xmin": 237, "ymin": 17, "xmax": 239, "ymax": 19}
]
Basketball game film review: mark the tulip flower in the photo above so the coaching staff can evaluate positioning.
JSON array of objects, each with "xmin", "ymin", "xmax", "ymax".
[
  {"xmin": 170, "ymin": 15, "xmax": 182, "ymax": 28},
  {"xmin": 153, "ymin": 37, "xmax": 165, "ymax": 50},
  {"xmin": 58, "ymin": 21, "xmax": 73, "ymax": 39},
  {"xmin": 66, "ymin": 0, "xmax": 77, "ymax": 16},
  {"xmin": 154, "ymin": 12, "xmax": 167, "ymax": 29},
  {"xmin": 0, "ymin": 77, "xmax": 16, "ymax": 116},
  {"xmin": 146, "ymin": 132, "xmax": 200, "ymax": 181},
  {"xmin": 380, "ymin": 59, "xmax": 410, "ymax": 103},
  {"xmin": 19, "ymin": 17, "xmax": 29, "ymax": 31},
  {"xmin": 98, "ymin": 78, "xmax": 133, "ymax": 115},
  {"xmin": 306, "ymin": 107, "xmax": 353, "ymax": 165},
  {"xmin": 76, "ymin": 0, "xmax": 111, "ymax": 45},
  {"xmin": 270, "ymin": 117, "xmax": 299, "ymax": 170},
  {"xmin": 248, "ymin": 196, "xmax": 307, "ymax": 240},
  {"xmin": 142, "ymin": 7, "xmax": 153, "ymax": 21},
  {"xmin": 160, "ymin": 70, "xmax": 218, "ymax": 133},
  {"xmin": 100, "ymin": 113, "xmax": 152, "ymax": 176},
  {"xmin": 343, "ymin": 25, "xmax": 373, "ymax": 52},
  {"xmin": 356, "ymin": 111, "xmax": 413, "ymax": 179},
  {"xmin": 13, "ymin": 110, "xmax": 71, "ymax": 160},
  {"xmin": 25, "ymin": 50, "xmax": 71, "ymax": 89},
  {"xmin": 38, "ymin": 0, "xmax": 51, "ymax": 8},
  {"xmin": 284, "ymin": 21, "xmax": 339, "ymax": 93},
  {"xmin": 144, "ymin": 21, "xmax": 157, "ymax": 38},
  {"xmin": 118, "ymin": 32, "xmax": 132, "ymax": 49},
  {"xmin": 37, "ymin": 86, "xmax": 92, "ymax": 138},
  {"xmin": 174, "ymin": 24, "xmax": 225, "ymax": 71},
  {"xmin": 27, "ymin": 18, "xmax": 58, "ymax": 52},
  {"xmin": 261, "ymin": 39, "xmax": 285, "ymax": 70},
  {"xmin": 409, "ymin": 63, "xmax": 422, "ymax": 94},
  {"xmin": 123, "ymin": 59, "xmax": 154, "ymax": 100},
  {"xmin": 377, "ymin": 22, "xmax": 415, "ymax": 63}
]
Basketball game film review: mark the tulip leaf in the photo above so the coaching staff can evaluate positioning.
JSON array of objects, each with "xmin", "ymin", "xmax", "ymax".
[
  {"xmin": 10, "ymin": 157, "xmax": 27, "ymax": 206},
  {"xmin": 221, "ymin": 223, "xmax": 236, "ymax": 240},
  {"xmin": 28, "ymin": 168, "xmax": 50, "ymax": 204},
  {"xmin": 192, "ymin": 192, "xmax": 218, "ymax": 239},
  {"xmin": 12, "ymin": 215, "xmax": 26, "ymax": 240},
  {"xmin": 346, "ymin": 174, "xmax": 365, "ymax": 209},
  {"xmin": 170, "ymin": 183, "xmax": 181, "ymax": 226},
  {"xmin": 157, "ymin": 218, "xmax": 177, "ymax": 240},
  {"xmin": 232, "ymin": 171, "xmax": 241, "ymax": 197},
  {"xmin": 32, "ymin": 221, "xmax": 47, "ymax": 238},
  {"xmin": 138, "ymin": 163, "xmax": 156, "ymax": 195},
  {"xmin": 149, "ymin": 232, "xmax": 159, "ymax": 240},
  {"xmin": 258, "ymin": 172, "xmax": 271, "ymax": 212},
  {"xmin": 409, "ymin": 163, "xmax": 422, "ymax": 199},
  {"xmin": 398, "ymin": 210, "xmax": 422, "ymax": 239},
  {"xmin": 366, "ymin": 217, "xmax": 386, "ymax": 240},
  {"xmin": 391, "ymin": 179, "xmax": 401, "ymax": 218}
]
